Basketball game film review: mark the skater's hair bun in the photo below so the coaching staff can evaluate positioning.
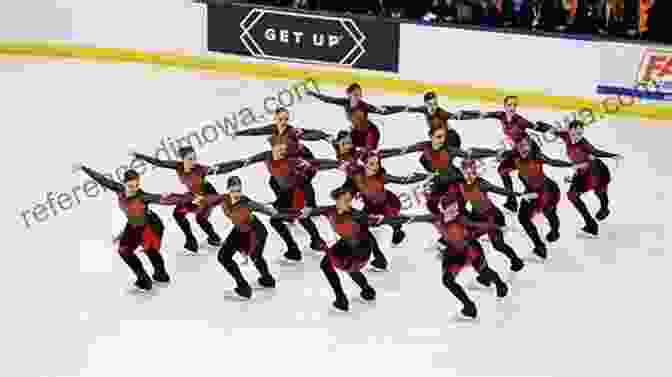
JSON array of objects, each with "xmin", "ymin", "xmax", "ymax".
[
  {"xmin": 424, "ymin": 91, "xmax": 437, "ymax": 102},
  {"xmin": 330, "ymin": 185, "xmax": 353, "ymax": 200},
  {"xmin": 123, "ymin": 169, "xmax": 140, "ymax": 182},
  {"xmin": 568, "ymin": 120, "xmax": 585, "ymax": 129},
  {"xmin": 227, "ymin": 175, "xmax": 242, "ymax": 191},
  {"xmin": 177, "ymin": 146, "xmax": 195, "ymax": 159},
  {"xmin": 504, "ymin": 95, "xmax": 518, "ymax": 104},
  {"xmin": 346, "ymin": 83, "xmax": 361, "ymax": 94},
  {"xmin": 335, "ymin": 130, "xmax": 352, "ymax": 144},
  {"xmin": 275, "ymin": 107, "xmax": 289, "ymax": 115}
]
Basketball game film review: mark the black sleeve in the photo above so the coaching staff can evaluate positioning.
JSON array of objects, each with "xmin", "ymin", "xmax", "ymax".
[
  {"xmin": 376, "ymin": 142, "xmax": 424, "ymax": 159},
  {"xmin": 235, "ymin": 124, "xmax": 274, "ymax": 136},
  {"xmin": 480, "ymin": 111, "xmax": 501, "ymax": 119},
  {"xmin": 133, "ymin": 152, "xmax": 179, "ymax": 169},
  {"xmin": 242, "ymin": 197, "xmax": 276, "ymax": 216},
  {"xmin": 447, "ymin": 146, "xmax": 497, "ymax": 159},
  {"xmin": 583, "ymin": 139, "xmax": 619, "ymax": 158},
  {"xmin": 308, "ymin": 92, "xmax": 348, "ymax": 106},
  {"xmin": 406, "ymin": 106, "xmax": 426, "ymax": 114},
  {"xmin": 534, "ymin": 121, "xmax": 555, "ymax": 133},
  {"xmin": 540, "ymin": 153, "xmax": 573, "ymax": 167},
  {"xmin": 480, "ymin": 178, "xmax": 518, "ymax": 197},
  {"xmin": 456, "ymin": 110, "xmax": 483, "ymax": 120},
  {"xmin": 312, "ymin": 159, "xmax": 340, "ymax": 171},
  {"xmin": 298, "ymin": 128, "xmax": 331, "ymax": 141},
  {"xmin": 384, "ymin": 172, "xmax": 429, "ymax": 184},
  {"xmin": 367, "ymin": 104, "xmax": 407, "ymax": 115},
  {"xmin": 81, "ymin": 166, "xmax": 124, "ymax": 192},
  {"xmin": 380, "ymin": 214, "xmax": 436, "ymax": 227}
]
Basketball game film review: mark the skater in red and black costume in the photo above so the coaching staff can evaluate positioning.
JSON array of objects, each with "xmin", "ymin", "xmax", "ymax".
[
  {"xmin": 385, "ymin": 192, "xmax": 509, "ymax": 319},
  {"xmin": 132, "ymin": 146, "xmax": 254, "ymax": 254},
  {"xmin": 238, "ymin": 135, "xmax": 339, "ymax": 261},
  {"xmin": 393, "ymin": 122, "xmax": 500, "ymax": 215},
  {"xmin": 327, "ymin": 130, "xmax": 427, "ymax": 192},
  {"xmin": 459, "ymin": 156, "xmax": 538, "ymax": 273},
  {"xmin": 280, "ymin": 185, "xmax": 398, "ymax": 311},
  {"xmin": 233, "ymin": 107, "xmax": 332, "ymax": 158},
  {"xmin": 201, "ymin": 176, "xmax": 280, "ymax": 299},
  {"xmin": 551, "ymin": 120, "xmax": 622, "ymax": 236},
  {"xmin": 498, "ymin": 136, "xmax": 577, "ymax": 259},
  {"xmin": 466, "ymin": 96, "xmax": 554, "ymax": 212},
  {"xmin": 72, "ymin": 165, "xmax": 196, "ymax": 291},
  {"xmin": 350, "ymin": 150, "xmax": 429, "ymax": 247},
  {"xmin": 404, "ymin": 91, "xmax": 482, "ymax": 147},
  {"xmin": 306, "ymin": 83, "xmax": 406, "ymax": 150}
]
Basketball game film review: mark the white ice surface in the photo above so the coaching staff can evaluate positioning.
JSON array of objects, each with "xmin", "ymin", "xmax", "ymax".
[{"xmin": 1, "ymin": 59, "xmax": 670, "ymax": 377}]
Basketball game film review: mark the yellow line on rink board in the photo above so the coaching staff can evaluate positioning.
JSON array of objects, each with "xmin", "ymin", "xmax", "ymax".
[{"xmin": 1, "ymin": 41, "xmax": 671, "ymax": 121}]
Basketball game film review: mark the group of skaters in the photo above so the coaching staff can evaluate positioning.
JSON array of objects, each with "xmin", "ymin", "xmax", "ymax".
[{"xmin": 73, "ymin": 82, "xmax": 622, "ymax": 318}]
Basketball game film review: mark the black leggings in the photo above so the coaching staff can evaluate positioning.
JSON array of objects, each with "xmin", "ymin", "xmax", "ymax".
[
  {"xmin": 320, "ymin": 241, "xmax": 371, "ymax": 300},
  {"xmin": 217, "ymin": 221, "xmax": 271, "ymax": 287}
]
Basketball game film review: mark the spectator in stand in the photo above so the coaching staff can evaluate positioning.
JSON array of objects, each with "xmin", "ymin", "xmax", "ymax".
[{"xmin": 645, "ymin": 0, "xmax": 672, "ymax": 44}]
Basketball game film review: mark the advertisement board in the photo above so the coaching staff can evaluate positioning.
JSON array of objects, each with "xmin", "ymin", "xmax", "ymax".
[{"xmin": 205, "ymin": 3, "xmax": 399, "ymax": 72}]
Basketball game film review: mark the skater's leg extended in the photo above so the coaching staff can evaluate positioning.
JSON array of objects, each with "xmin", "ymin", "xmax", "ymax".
[
  {"xmin": 196, "ymin": 207, "xmax": 221, "ymax": 246},
  {"xmin": 217, "ymin": 229, "xmax": 251, "ymax": 298},
  {"xmin": 270, "ymin": 217, "xmax": 302, "ymax": 260},
  {"xmin": 173, "ymin": 206, "xmax": 198, "ymax": 252},
  {"xmin": 320, "ymin": 255, "xmax": 348, "ymax": 311}
]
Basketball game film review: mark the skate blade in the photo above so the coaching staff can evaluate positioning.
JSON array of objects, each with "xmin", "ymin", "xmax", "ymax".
[
  {"xmin": 180, "ymin": 249, "xmax": 202, "ymax": 256},
  {"xmin": 223, "ymin": 289, "xmax": 252, "ymax": 301},
  {"xmin": 277, "ymin": 257, "xmax": 302, "ymax": 266},
  {"xmin": 449, "ymin": 312, "xmax": 478, "ymax": 322},
  {"xmin": 125, "ymin": 286, "xmax": 157, "ymax": 296},
  {"xmin": 328, "ymin": 305, "xmax": 350, "ymax": 314},
  {"xmin": 577, "ymin": 231, "xmax": 599, "ymax": 239}
]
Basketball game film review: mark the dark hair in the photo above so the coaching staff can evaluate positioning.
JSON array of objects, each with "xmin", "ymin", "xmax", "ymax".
[
  {"xmin": 424, "ymin": 91, "xmax": 437, "ymax": 102},
  {"xmin": 227, "ymin": 175, "xmax": 242, "ymax": 190},
  {"xmin": 275, "ymin": 107, "xmax": 289, "ymax": 115},
  {"xmin": 346, "ymin": 83, "xmax": 361, "ymax": 94},
  {"xmin": 504, "ymin": 96, "xmax": 518, "ymax": 105},
  {"xmin": 177, "ymin": 146, "xmax": 195, "ymax": 159},
  {"xmin": 330, "ymin": 185, "xmax": 353, "ymax": 200},
  {"xmin": 428, "ymin": 121, "xmax": 447, "ymax": 137},
  {"xmin": 568, "ymin": 120, "xmax": 585, "ymax": 129},
  {"xmin": 123, "ymin": 169, "xmax": 140, "ymax": 182}
]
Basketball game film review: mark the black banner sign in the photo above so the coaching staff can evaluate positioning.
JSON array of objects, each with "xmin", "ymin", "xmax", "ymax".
[{"xmin": 206, "ymin": 3, "xmax": 399, "ymax": 72}]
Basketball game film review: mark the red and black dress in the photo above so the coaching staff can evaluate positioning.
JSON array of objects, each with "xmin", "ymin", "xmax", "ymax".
[
  {"xmin": 498, "ymin": 150, "xmax": 574, "ymax": 257},
  {"xmin": 204, "ymin": 193, "xmax": 278, "ymax": 295},
  {"xmin": 80, "ymin": 166, "xmax": 192, "ymax": 286},
  {"xmin": 308, "ymin": 91, "xmax": 406, "ymax": 150}
]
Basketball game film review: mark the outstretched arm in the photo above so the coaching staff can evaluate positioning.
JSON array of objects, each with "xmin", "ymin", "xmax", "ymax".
[
  {"xmin": 296, "ymin": 128, "xmax": 332, "ymax": 141},
  {"xmin": 311, "ymin": 158, "xmax": 341, "ymax": 171},
  {"xmin": 207, "ymin": 151, "xmax": 269, "ymax": 175},
  {"xmin": 405, "ymin": 105, "xmax": 427, "ymax": 114},
  {"xmin": 132, "ymin": 152, "xmax": 179, "ymax": 169},
  {"xmin": 234, "ymin": 124, "xmax": 274, "ymax": 137},
  {"xmin": 540, "ymin": 153, "xmax": 574, "ymax": 168},
  {"xmin": 379, "ymin": 141, "xmax": 426, "ymax": 158},
  {"xmin": 480, "ymin": 178, "xmax": 518, "ymax": 197},
  {"xmin": 79, "ymin": 165, "xmax": 124, "ymax": 192},
  {"xmin": 384, "ymin": 172, "xmax": 430, "ymax": 185},
  {"xmin": 243, "ymin": 197, "xmax": 279, "ymax": 217},
  {"xmin": 378, "ymin": 213, "xmax": 436, "ymax": 227},
  {"xmin": 448, "ymin": 146, "xmax": 498, "ymax": 159},
  {"xmin": 583, "ymin": 139, "xmax": 620, "ymax": 158},
  {"xmin": 143, "ymin": 192, "xmax": 194, "ymax": 206},
  {"xmin": 306, "ymin": 91, "xmax": 348, "ymax": 106},
  {"xmin": 366, "ymin": 104, "xmax": 408, "ymax": 115}
]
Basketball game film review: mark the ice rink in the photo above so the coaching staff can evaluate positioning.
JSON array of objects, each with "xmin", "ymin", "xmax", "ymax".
[{"xmin": 2, "ymin": 57, "xmax": 670, "ymax": 377}]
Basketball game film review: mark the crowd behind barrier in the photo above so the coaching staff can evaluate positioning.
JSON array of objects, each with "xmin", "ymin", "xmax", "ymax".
[{"xmin": 235, "ymin": 0, "xmax": 670, "ymax": 44}]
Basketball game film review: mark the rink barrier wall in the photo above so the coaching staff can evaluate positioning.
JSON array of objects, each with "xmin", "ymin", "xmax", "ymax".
[{"xmin": 1, "ymin": 41, "xmax": 671, "ymax": 122}]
